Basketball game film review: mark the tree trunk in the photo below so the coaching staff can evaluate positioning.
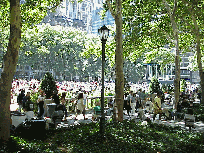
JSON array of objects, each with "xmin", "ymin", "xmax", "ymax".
[
  {"xmin": 173, "ymin": 16, "xmax": 180, "ymax": 110},
  {"xmin": 114, "ymin": 0, "xmax": 124, "ymax": 122},
  {"xmin": 163, "ymin": 0, "xmax": 180, "ymax": 110},
  {"xmin": 192, "ymin": 15, "xmax": 204, "ymax": 104},
  {"xmin": 0, "ymin": 0, "xmax": 21, "ymax": 141},
  {"xmin": 106, "ymin": 0, "xmax": 124, "ymax": 122},
  {"xmin": 181, "ymin": 0, "xmax": 204, "ymax": 105}
]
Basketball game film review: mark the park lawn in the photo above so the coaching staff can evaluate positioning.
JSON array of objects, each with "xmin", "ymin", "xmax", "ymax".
[{"xmin": 2, "ymin": 120, "xmax": 204, "ymax": 152}]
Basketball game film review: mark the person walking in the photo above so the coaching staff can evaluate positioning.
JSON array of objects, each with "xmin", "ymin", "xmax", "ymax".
[
  {"xmin": 83, "ymin": 91, "xmax": 88, "ymax": 119},
  {"xmin": 76, "ymin": 92, "xmax": 85, "ymax": 119},
  {"xmin": 125, "ymin": 91, "xmax": 133, "ymax": 116},
  {"xmin": 61, "ymin": 92, "xmax": 68, "ymax": 118},
  {"xmin": 83, "ymin": 91, "xmax": 88, "ymax": 108},
  {"xmin": 17, "ymin": 89, "xmax": 25, "ymax": 112},
  {"xmin": 153, "ymin": 92, "xmax": 162, "ymax": 120},
  {"xmin": 131, "ymin": 93, "xmax": 137, "ymax": 116},
  {"xmin": 37, "ymin": 90, "xmax": 45, "ymax": 118},
  {"xmin": 140, "ymin": 90, "xmax": 147, "ymax": 108},
  {"xmin": 23, "ymin": 91, "xmax": 33, "ymax": 111}
]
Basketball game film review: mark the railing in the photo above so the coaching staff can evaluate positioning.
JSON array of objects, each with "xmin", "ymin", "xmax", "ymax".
[{"xmin": 65, "ymin": 96, "xmax": 114, "ymax": 112}]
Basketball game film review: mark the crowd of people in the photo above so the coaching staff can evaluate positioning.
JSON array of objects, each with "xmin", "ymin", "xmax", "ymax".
[
  {"xmin": 123, "ymin": 86, "xmax": 200, "ymax": 122},
  {"xmin": 12, "ymin": 78, "xmax": 201, "ymax": 122}
]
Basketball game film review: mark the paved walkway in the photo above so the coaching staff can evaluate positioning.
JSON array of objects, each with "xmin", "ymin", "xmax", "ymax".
[
  {"xmin": 56, "ymin": 109, "xmax": 204, "ymax": 133},
  {"xmin": 11, "ymin": 102, "xmax": 204, "ymax": 132}
]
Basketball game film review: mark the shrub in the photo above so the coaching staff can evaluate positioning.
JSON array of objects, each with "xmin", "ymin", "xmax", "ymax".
[
  {"xmin": 40, "ymin": 72, "xmax": 57, "ymax": 99},
  {"xmin": 30, "ymin": 91, "xmax": 40, "ymax": 114},
  {"xmin": 180, "ymin": 79, "xmax": 187, "ymax": 92},
  {"xmin": 149, "ymin": 76, "xmax": 161, "ymax": 94}
]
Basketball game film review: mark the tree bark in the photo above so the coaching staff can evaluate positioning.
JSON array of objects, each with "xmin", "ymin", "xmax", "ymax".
[
  {"xmin": 115, "ymin": 0, "xmax": 124, "ymax": 122},
  {"xmin": 181, "ymin": 0, "xmax": 204, "ymax": 104},
  {"xmin": 192, "ymin": 15, "xmax": 204, "ymax": 104},
  {"xmin": 163, "ymin": 0, "xmax": 180, "ymax": 110},
  {"xmin": 106, "ymin": 0, "xmax": 124, "ymax": 122},
  {"xmin": 0, "ymin": 0, "xmax": 21, "ymax": 141}
]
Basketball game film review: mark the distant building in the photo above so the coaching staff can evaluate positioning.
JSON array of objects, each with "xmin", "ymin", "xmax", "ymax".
[
  {"xmin": 144, "ymin": 51, "xmax": 200, "ymax": 84},
  {"xmin": 41, "ymin": 0, "xmax": 114, "ymax": 33},
  {"xmin": 91, "ymin": 8, "xmax": 115, "ymax": 34}
]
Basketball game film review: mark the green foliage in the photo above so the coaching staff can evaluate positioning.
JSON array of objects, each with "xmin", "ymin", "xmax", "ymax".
[
  {"xmin": 3, "ymin": 121, "xmax": 204, "ymax": 152},
  {"xmin": 180, "ymin": 79, "xmax": 187, "ymax": 92},
  {"xmin": 103, "ymin": 0, "xmax": 204, "ymax": 75},
  {"xmin": 123, "ymin": 59, "xmax": 146, "ymax": 83},
  {"xmin": 17, "ymin": 24, "xmax": 104, "ymax": 80},
  {"xmin": 149, "ymin": 76, "xmax": 161, "ymax": 94},
  {"xmin": 0, "ymin": 0, "xmax": 63, "ymax": 30},
  {"xmin": 30, "ymin": 91, "xmax": 40, "ymax": 114},
  {"xmin": 162, "ymin": 84, "xmax": 174, "ymax": 93},
  {"xmin": 105, "ymin": 92, "xmax": 114, "ymax": 96},
  {"xmin": 0, "ymin": 0, "xmax": 64, "ymax": 68},
  {"xmin": 0, "ymin": 135, "xmax": 61, "ymax": 152},
  {"xmin": 40, "ymin": 72, "xmax": 57, "ymax": 99}
]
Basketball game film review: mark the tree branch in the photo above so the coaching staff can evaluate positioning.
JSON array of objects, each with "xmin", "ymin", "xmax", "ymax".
[
  {"xmin": 48, "ymin": 0, "xmax": 63, "ymax": 11},
  {"xmin": 181, "ymin": 0, "xmax": 199, "ymax": 34},
  {"xmin": 162, "ymin": 0, "xmax": 172, "ymax": 16},
  {"xmin": 106, "ymin": 0, "xmax": 116, "ymax": 19},
  {"xmin": 172, "ymin": 0, "xmax": 177, "ymax": 17}
]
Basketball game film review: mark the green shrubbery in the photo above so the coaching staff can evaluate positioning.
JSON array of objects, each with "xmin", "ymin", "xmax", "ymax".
[
  {"xmin": 149, "ymin": 76, "xmax": 161, "ymax": 94},
  {"xmin": 162, "ymin": 84, "xmax": 174, "ymax": 93},
  {"xmin": 30, "ymin": 91, "xmax": 40, "ymax": 114},
  {"xmin": 40, "ymin": 72, "xmax": 57, "ymax": 99},
  {"xmin": 193, "ymin": 104, "xmax": 204, "ymax": 121},
  {"xmin": 180, "ymin": 79, "xmax": 187, "ymax": 92}
]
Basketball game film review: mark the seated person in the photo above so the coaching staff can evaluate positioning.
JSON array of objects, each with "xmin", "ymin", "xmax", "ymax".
[
  {"xmin": 92, "ymin": 102, "xmax": 101, "ymax": 121},
  {"xmin": 145, "ymin": 100, "xmax": 153, "ymax": 114},
  {"xmin": 107, "ymin": 99, "xmax": 114, "ymax": 116},
  {"xmin": 52, "ymin": 90, "xmax": 60, "ymax": 105},
  {"xmin": 184, "ymin": 105, "xmax": 195, "ymax": 130},
  {"xmin": 137, "ymin": 104, "xmax": 145, "ymax": 120}
]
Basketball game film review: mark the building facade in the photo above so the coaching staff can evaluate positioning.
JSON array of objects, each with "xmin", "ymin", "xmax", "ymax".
[
  {"xmin": 144, "ymin": 52, "xmax": 200, "ymax": 84},
  {"xmin": 41, "ymin": 0, "xmax": 114, "ymax": 33}
]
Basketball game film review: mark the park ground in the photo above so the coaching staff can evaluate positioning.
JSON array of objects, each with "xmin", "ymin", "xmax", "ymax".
[{"xmin": 2, "ymin": 107, "xmax": 204, "ymax": 153}]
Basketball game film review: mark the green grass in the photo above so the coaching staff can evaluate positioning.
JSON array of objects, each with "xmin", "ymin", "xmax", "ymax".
[{"xmin": 2, "ymin": 120, "xmax": 204, "ymax": 152}]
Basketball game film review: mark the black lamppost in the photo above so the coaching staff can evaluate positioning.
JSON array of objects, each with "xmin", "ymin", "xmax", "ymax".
[{"xmin": 98, "ymin": 25, "xmax": 109, "ymax": 135}]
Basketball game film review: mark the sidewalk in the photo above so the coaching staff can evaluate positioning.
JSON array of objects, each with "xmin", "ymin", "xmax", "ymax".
[
  {"xmin": 57, "ymin": 109, "xmax": 204, "ymax": 132},
  {"xmin": 11, "ymin": 102, "xmax": 204, "ymax": 132},
  {"xmin": 125, "ymin": 112, "xmax": 204, "ymax": 132}
]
